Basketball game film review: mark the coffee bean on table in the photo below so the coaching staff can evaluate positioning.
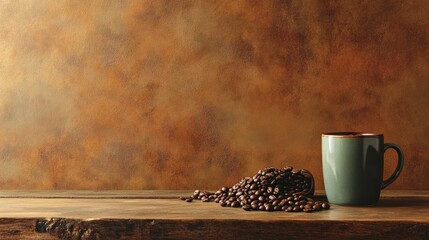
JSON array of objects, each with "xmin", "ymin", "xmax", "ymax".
[
  {"xmin": 265, "ymin": 203, "xmax": 273, "ymax": 211},
  {"xmin": 313, "ymin": 204, "xmax": 322, "ymax": 211},
  {"xmin": 185, "ymin": 166, "xmax": 330, "ymax": 213},
  {"xmin": 272, "ymin": 200, "xmax": 279, "ymax": 206},
  {"xmin": 322, "ymin": 203, "xmax": 330, "ymax": 210},
  {"xmin": 242, "ymin": 204, "xmax": 251, "ymax": 211},
  {"xmin": 293, "ymin": 206, "xmax": 302, "ymax": 212}
]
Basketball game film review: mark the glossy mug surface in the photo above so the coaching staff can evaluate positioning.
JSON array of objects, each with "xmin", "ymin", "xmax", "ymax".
[{"xmin": 322, "ymin": 132, "xmax": 404, "ymax": 205}]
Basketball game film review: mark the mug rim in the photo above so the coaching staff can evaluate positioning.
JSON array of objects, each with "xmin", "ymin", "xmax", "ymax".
[{"xmin": 322, "ymin": 132, "xmax": 383, "ymax": 138}]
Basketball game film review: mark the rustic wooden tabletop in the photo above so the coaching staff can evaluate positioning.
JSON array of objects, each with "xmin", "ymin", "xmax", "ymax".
[{"xmin": 0, "ymin": 190, "xmax": 427, "ymax": 239}]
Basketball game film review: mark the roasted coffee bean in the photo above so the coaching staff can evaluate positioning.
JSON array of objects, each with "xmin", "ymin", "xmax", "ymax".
[
  {"xmin": 265, "ymin": 203, "xmax": 273, "ymax": 211},
  {"xmin": 255, "ymin": 190, "xmax": 263, "ymax": 196},
  {"xmin": 304, "ymin": 204, "xmax": 313, "ymax": 210},
  {"xmin": 286, "ymin": 206, "xmax": 293, "ymax": 212},
  {"xmin": 185, "ymin": 198, "xmax": 193, "ymax": 202},
  {"xmin": 231, "ymin": 201, "xmax": 240, "ymax": 208},
  {"xmin": 293, "ymin": 206, "xmax": 302, "ymax": 212},
  {"xmin": 242, "ymin": 204, "xmax": 251, "ymax": 211},
  {"xmin": 313, "ymin": 204, "xmax": 322, "ymax": 211},
  {"xmin": 303, "ymin": 208, "xmax": 314, "ymax": 213},
  {"xmin": 258, "ymin": 196, "xmax": 266, "ymax": 202},
  {"xmin": 322, "ymin": 203, "xmax": 330, "ymax": 210},
  {"xmin": 250, "ymin": 194, "xmax": 258, "ymax": 201},
  {"xmin": 272, "ymin": 200, "xmax": 279, "ymax": 206},
  {"xmin": 274, "ymin": 206, "xmax": 281, "ymax": 211},
  {"xmin": 251, "ymin": 200, "xmax": 259, "ymax": 206}
]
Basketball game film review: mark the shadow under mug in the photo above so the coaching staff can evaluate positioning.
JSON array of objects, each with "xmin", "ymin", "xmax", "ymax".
[{"xmin": 322, "ymin": 132, "xmax": 404, "ymax": 206}]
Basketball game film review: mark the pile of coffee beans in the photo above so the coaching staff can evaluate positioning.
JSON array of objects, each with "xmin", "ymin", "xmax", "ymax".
[{"xmin": 180, "ymin": 166, "xmax": 330, "ymax": 212}]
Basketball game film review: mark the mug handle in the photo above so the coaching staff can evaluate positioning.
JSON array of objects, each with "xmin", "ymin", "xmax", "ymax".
[{"xmin": 381, "ymin": 143, "xmax": 405, "ymax": 189}]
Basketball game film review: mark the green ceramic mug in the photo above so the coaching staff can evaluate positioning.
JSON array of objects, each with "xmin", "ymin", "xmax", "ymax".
[{"xmin": 322, "ymin": 132, "xmax": 404, "ymax": 205}]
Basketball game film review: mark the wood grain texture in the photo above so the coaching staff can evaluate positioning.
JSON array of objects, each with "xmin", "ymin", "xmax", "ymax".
[
  {"xmin": 34, "ymin": 219, "xmax": 429, "ymax": 240},
  {"xmin": 0, "ymin": 1, "xmax": 428, "ymax": 190},
  {"xmin": 0, "ymin": 191, "xmax": 427, "ymax": 239}
]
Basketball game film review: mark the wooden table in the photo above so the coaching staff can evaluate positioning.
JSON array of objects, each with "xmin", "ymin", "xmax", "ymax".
[{"xmin": 0, "ymin": 190, "xmax": 428, "ymax": 239}]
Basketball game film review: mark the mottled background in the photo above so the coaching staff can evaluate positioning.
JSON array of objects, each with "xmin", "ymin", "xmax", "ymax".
[{"xmin": 0, "ymin": 0, "xmax": 428, "ymax": 190}]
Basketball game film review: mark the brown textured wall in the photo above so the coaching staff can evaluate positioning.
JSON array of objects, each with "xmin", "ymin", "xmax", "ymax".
[{"xmin": 0, "ymin": 0, "xmax": 428, "ymax": 190}]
